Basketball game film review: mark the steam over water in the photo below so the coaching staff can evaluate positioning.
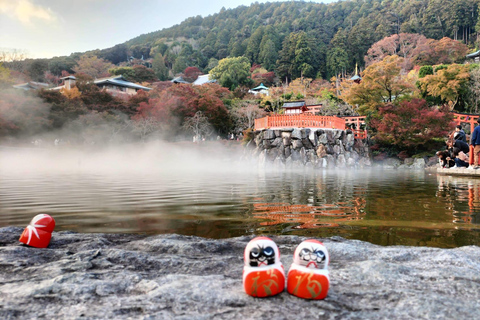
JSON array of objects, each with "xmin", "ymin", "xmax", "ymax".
[{"xmin": 2, "ymin": 142, "xmax": 480, "ymax": 248}]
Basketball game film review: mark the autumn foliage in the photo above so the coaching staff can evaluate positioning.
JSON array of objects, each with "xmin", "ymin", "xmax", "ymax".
[
  {"xmin": 340, "ymin": 55, "xmax": 418, "ymax": 115},
  {"xmin": 365, "ymin": 34, "xmax": 468, "ymax": 72},
  {"xmin": 0, "ymin": 90, "xmax": 51, "ymax": 136},
  {"xmin": 418, "ymin": 64, "xmax": 470, "ymax": 110},
  {"xmin": 369, "ymin": 99, "xmax": 454, "ymax": 150},
  {"xmin": 134, "ymin": 83, "xmax": 232, "ymax": 137}
]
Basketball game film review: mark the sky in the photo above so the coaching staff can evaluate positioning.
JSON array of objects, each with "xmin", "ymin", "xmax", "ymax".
[{"xmin": 0, "ymin": 0, "xmax": 335, "ymax": 59}]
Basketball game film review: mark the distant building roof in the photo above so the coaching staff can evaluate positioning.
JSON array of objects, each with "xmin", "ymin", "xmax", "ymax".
[
  {"xmin": 13, "ymin": 81, "xmax": 49, "ymax": 90},
  {"xmin": 251, "ymin": 83, "xmax": 269, "ymax": 91},
  {"xmin": 61, "ymin": 75, "xmax": 76, "ymax": 80},
  {"xmin": 193, "ymin": 74, "xmax": 216, "ymax": 85},
  {"xmin": 282, "ymin": 101, "xmax": 306, "ymax": 109},
  {"xmin": 350, "ymin": 75, "xmax": 361, "ymax": 81},
  {"xmin": 467, "ymin": 50, "xmax": 480, "ymax": 58},
  {"xmin": 171, "ymin": 76, "xmax": 190, "ymax": 84},
  {"xmin": 94, "ymin": 75, "xmax": 151, "ymax": 91}
]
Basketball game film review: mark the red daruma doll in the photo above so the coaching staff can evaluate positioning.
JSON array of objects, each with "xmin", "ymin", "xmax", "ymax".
[
  {"xmin": 243, "ymin": 237, "xmax": 285, "ymax": 297},
  {"xmin": 287, "ymin": 239, "xmax": 330, "ymax": 300},
  {"xmin": 19, "ymin": 214, "xmax": 55, "ymax": 248}
]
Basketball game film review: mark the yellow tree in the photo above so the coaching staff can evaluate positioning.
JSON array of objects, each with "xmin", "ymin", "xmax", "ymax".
[
  {"xmin": 340, "ymin": 55, "xmax": 418, "ymax": 115},
  {"xmin": 61, "ymin": 87, "xmax": 82, "ymax": 100},
  {"xmin": 419, "ymin": 64, "xmax": 470, "ymax": 111}
]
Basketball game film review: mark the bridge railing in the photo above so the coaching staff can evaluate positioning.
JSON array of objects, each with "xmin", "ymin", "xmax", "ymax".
[
  {"xmin": 255, "ymin": 115, "xmax": 346, "ymax": 130},
  {"xmin": 254, "ymin": 114, "xmax": 368, "ymax": 139}
]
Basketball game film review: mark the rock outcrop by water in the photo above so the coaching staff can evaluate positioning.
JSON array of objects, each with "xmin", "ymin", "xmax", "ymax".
[
  {"xmin": 1, "ymin": 227, "xmax": 480, "ymax": 319},
  {"xmin": 246, "ymin": 129, "xmax": 371, "ymax": 169}
]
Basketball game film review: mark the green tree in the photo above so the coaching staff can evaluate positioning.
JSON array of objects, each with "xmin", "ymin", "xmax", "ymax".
[
  {"xmin": 259, "ymin": 39, "xmax": 278, "ymax": 71},
  {"xmin": 245, "ymin": 26, "xmax": 264, "ymax": 63},
  {"xmin": 28, "ymin": 59, "xmax": 49, "ymax": 82},
  {"xmin": 48, "ymin": 57, "xmax": 76, "ymax": 76},
  {"xmin": 327, "ymin": 28, "xmax": 350, "ymax": 78},
  {"xmin": 152, "ymin": 53, "xmax": 169, "ymax": 80},
  {"xmin": 277, "ymin": 31, "xmax": 318, "ymax": 81},
  {"xmin": 173, "ymin": 56, "xmax": 189, "ymax": 75},
  {"xmin": 419, "ymin": 66, "xmax": 434, "ymax": 78},
  {"xmin": 347, "ymin": 17, "xmax": 375, "ymax": 69},
  {"xmin": 209, "ymin": 56, "xmax": 252, "ymax": 90}
]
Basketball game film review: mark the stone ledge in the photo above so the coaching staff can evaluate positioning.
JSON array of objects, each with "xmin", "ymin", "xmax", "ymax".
[
  {"xmin": 437, "ymin": 167, "xmax": 480, "ymax": 176},
  {"xmin": 1, "ymin": 227, "xmax": 479, "ymax": 319}
]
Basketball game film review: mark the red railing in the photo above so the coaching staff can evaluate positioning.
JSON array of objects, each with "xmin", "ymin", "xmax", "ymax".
[
  {"xmin": 344, "ymin": 116, "xmax": 367, "ymax": 140},
  {"xmin": 255, "ymin": 115, "xmax": 346, "ymax": 130},
  {"xmin": 254, "ymin": 114, "xmax": 368, "ymax": 139}
]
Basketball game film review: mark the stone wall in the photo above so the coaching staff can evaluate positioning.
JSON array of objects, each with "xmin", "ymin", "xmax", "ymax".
[{"xmin": 247, "ymin": 128, "xmax": 371, "ymax": 168}]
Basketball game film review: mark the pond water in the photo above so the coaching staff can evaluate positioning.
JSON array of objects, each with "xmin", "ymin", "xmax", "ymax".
[{"xmin": 1, "ymin": 145, "xmax": 480, "ymax": 248}]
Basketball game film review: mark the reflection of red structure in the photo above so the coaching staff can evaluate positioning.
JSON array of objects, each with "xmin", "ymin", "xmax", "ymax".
[
  {"xmin": 252, "ymin": 198, "xmax": 366, "ymax": 229},
  {"xmin": 437, "ymin": 175, "xmax": 478, "ymax": 225}
]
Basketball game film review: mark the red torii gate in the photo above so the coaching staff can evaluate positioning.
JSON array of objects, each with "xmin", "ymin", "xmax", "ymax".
[
  {"xmin": 452, "ymin": 113, "xmax": 479, "ymax": 134},
  {"xmin": 453, "ymin": 113, "xmax": 480, "ymax": 165}
]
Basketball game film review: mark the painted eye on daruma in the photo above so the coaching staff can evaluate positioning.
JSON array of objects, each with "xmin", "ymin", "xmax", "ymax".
[
  {"xmin": 263, "ymin": 247, "xmax": 274, "ymax": 256},
  {"xmin": 251, "ymin": 248, "xmax": 260, "ymax": 257},
  {"xmin": 300, "ymin": 248, "xmax": 311, "ymax": 256}
]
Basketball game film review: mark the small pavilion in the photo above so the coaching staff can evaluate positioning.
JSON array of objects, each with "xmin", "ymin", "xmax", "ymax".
[{"xmin": 248, "ymin": 83, "xmax": 269, "ymax": 96}]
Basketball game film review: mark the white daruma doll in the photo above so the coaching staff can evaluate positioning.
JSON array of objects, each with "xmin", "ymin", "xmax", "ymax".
[
  {"xmin": 287, "ymin": 239, "xmax": 329, "ymax": 299},
  {"xmin": 243, "ymin": 237, "xmax": 285, "ymax": 297}
]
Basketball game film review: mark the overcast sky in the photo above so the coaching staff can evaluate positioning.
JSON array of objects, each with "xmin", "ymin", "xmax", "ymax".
[{"xmin": 0, "ymin": 0, "xmax": 335, "ymax": 59}]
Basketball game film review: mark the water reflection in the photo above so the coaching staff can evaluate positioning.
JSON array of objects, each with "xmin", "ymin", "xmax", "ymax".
[
  {"xmin": 2, "ymin": 167, "xmax": 480, "ymax": 248},
  {"xmin": 437, "ymin": 175, "xmax": 480, "ymax": 225},
  {"xmin": 252, "ymin": 196, "xmax": 366, "ymax": 228}
]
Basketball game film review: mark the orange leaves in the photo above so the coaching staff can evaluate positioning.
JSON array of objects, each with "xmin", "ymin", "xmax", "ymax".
[{"xmin": 340, "ymin": 55, "xmax": 418, "ymax": 115}]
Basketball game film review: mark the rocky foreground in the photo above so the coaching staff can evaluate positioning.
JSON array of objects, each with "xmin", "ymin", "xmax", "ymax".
[{"xmin": 1, "ymin": 227, "xmax": 480, "ymax": 319}]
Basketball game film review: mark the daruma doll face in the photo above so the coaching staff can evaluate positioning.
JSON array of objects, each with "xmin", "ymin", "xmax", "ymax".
[
  {"xmin": 293, "ymin": 240, "xmax": 328, "ymax": 269},
  {"xmin": 244, "ymin": 237, "xmax": 280, "ymax": 267}
]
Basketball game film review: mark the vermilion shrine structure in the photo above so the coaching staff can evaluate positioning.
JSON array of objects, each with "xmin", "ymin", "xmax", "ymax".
[
  {"xmin": 254, "ymin": 114, "xmax": 367, "ymax": 139},
  {"xmin": 452, "ymin": 113, "xmax": 480, "ymax": 133}
]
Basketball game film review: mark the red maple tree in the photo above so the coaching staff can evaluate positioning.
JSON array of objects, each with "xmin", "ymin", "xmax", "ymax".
[{"xmin": 370, "ymin": 99, "xmax": 454, "ymax": 150}]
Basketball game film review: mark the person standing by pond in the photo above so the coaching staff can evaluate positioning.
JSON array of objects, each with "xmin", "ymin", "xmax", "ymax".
[{"xmin": 470, "ymin": 118, "xmax": 480, "ymax": 169}]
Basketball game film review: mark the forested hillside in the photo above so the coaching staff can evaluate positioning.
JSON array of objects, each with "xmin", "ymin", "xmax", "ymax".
[
  {"xmin": 100, "ymin": 0, "xmax": 480, "ymax": 80},
  {"xmin": 3, "ymin": 0, "xmax": 480, "ymax": 83},
  {"xmin": 1, "ymin": 0, "xmax": 480, "ymax": 156}
]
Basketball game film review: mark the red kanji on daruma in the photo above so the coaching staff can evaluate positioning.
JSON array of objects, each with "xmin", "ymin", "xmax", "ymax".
[{"xmin": 19, "ymin": 214, "xmax": 55, "ymax": 248}]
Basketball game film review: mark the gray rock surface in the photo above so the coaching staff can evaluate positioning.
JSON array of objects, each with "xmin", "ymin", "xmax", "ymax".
[{"xmin": 1, "ymin": 227, "xmax": 480, "ymax": 319}]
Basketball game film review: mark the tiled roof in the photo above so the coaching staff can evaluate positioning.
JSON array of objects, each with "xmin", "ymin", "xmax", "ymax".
[
  {"xmin": 282, "ymin": 101, "xmax": 306, "ymax": 108},
  {"xmin": 171, "ymin": 76, "xmax": 190, "ymax": 84},
  {"xmin": 94, "ymin": 76, "xmax": 151, "ymax": 91},
  {"xmin": 193, "ymin": 74, "xmax": 216, "ymax": 85},
  {"xmin": 467, "ymin": 50, "xmax": 480, "ymax": 58},
  {"xmin": 251, "ymin": 83, "xmax": 269, "ymax": 90},
  {"xmin": 13, "ymin": 82, "xmax": 49, "ymax": 90}
]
